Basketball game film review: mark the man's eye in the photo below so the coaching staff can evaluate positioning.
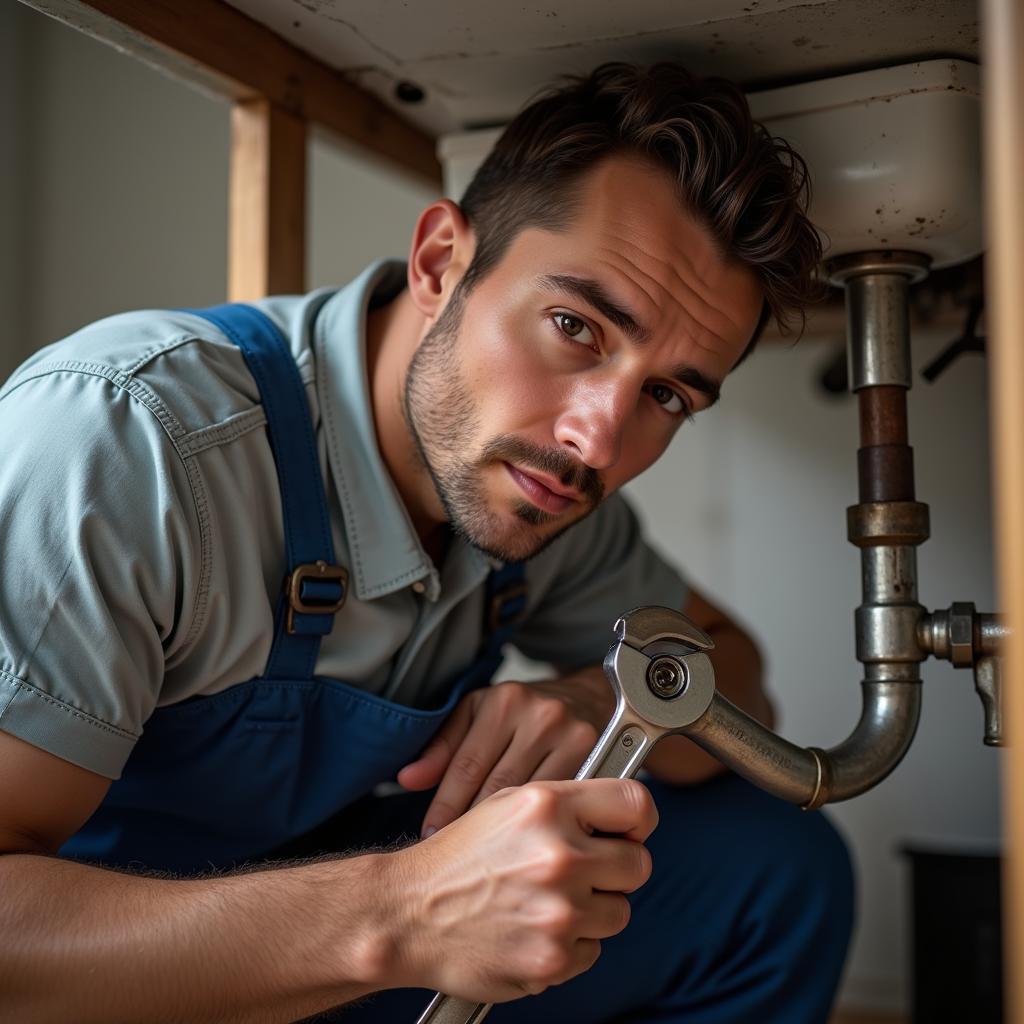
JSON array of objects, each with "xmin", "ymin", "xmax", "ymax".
[
  {"xmin": 647, "ymin": 383, "xmax": 688, "ymax": 417},
  {"xmin": 553, "ymin": 312, "xmax": 594, "ymax": 345}
]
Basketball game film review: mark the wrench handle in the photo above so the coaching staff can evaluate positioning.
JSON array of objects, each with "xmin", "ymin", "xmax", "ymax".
[
  {"xmin": 415, "ymin": 993, "xmax": 492, "ymax": 1024},
  {"xmin": 415, "ymin": 707, "xmax": 662, "ymax": 1024},
  {"xmin": 574, "ymin": 704, "xmax": 659, "ymax": 781}
]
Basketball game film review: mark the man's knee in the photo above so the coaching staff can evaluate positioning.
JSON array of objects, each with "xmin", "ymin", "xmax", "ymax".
[
  {"xmin": 644, "ymin": 774, "xmax": 855, "ymax": 970},
  {"xmin": 648, "ymin": 773, "xmax": 852, "ymax": 889}
]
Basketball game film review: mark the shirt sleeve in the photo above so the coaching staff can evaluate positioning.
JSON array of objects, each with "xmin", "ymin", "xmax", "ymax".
[
  {"xmin": 0, "ymin": 368, "xmax": 199, "ymax": 778},
  {"xmin": 514, "ymin": 492, "xmax": 688, "ymax": 669}
]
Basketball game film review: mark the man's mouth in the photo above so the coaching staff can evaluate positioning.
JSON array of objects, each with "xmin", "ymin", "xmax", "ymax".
[{"xmin": 503, "ymin": 463, "xmax": 580, "ymax": 515}]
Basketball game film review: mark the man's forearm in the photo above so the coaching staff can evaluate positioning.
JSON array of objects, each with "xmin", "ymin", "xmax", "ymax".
[{"xmin": 1, "ymin": 850, "xmax": 395, "ymax": 1024}]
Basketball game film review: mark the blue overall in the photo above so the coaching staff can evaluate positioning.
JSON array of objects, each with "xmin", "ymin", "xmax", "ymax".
[
  {"xmin": 61, "ymin": 303, "xmax": 525, "ymax": 874},
  {"xmin": 62, "ymin": 304, "xmax": 855, "ymax": 1021}
]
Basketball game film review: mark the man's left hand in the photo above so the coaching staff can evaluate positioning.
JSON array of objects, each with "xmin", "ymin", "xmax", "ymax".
[{"xmin": 397, "ymin": 669, "xmax": 614, "ymax": 838}]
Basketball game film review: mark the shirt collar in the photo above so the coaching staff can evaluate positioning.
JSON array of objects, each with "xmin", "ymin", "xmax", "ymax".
[{"xmin": 313, "ymin": 261, "xmax": 492, "ymax": 602}]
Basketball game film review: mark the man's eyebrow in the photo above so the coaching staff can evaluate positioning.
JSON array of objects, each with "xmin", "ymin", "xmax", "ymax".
[
  {"xmin": 671, "ymin": 365, "xmax": 722, "ymax": 409},
  {"xmin": 540, "ymin": 274, "xmax": 650, "ymax": 343},
  {"xmin": 540, "ymin": 273, "xmax": 722, "ymax": 408}
]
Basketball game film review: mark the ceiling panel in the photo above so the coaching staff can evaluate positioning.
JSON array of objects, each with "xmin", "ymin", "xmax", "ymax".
[{"xmin": 226, "ymin": 0, "xmax": 979, "ymax": 134}]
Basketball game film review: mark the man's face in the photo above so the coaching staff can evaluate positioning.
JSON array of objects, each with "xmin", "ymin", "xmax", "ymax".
[{"xmin": 403, "ymin": 155, "xmax": 764, "ymax": 563}]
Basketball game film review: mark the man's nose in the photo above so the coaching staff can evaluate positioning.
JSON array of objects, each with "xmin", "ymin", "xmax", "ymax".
[{"xmin": 553, "ymin": 379, "xmax": 634, "ymax": 471}]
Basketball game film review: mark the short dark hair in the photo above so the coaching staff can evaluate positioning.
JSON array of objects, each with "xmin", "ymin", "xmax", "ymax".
[{"xmin": 458, "ymin": 62, "xmax": 822, "ymax": 357}]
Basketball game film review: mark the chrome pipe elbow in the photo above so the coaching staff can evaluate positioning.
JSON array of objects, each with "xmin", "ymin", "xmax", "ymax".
[{"xmin": 684, "ymin": 680, "xmax": 920, "ymax": 809}]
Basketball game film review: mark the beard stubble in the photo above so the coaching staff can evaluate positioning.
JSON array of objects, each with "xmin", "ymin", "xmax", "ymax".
[{"xmin": 401, "ymin": 290, "xmax": 604, "ymax": 562}]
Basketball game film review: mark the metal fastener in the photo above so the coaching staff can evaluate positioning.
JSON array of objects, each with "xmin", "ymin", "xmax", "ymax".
[{"xmin": 646, "ymin": 656, "xmax": 687, "ymax": 699}]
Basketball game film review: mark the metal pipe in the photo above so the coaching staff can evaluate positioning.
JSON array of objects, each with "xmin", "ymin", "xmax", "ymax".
[
  {"xmin": 857, "ymin": 386, "xmax": 916, "ymax": 502},
  {"xmin": 980, "ymin": 615, "xmax": 1011, "ymax": 656},
  {"xmin": 684, "ymin": 683, "xmax": 920, "ymax": 809},
  {"xmin": 643, "ymin": 249, "xmax": 1008, "ymax": 805},
  {"xmin": 845, "ymin": 269, "xmax": 914, "ymax": 389},
  {"xmin": 919, "ymin": 604, "xmax": 1008, "ymax": 745},
  {"xmin": 676, "ymin": 253, "xmax": 933, "ymax": 808},
  {"xmin": 974, "ymin": 655, "xmax": 1004, "ymax": 747},
  {"xmin": 859, "ymin": 385, "xmax": 908, "ymax": 447},
  {"xmin": 823, "ymin": 682, "xmax": 922, "ymax": 798},
  {"xmin": 684, "ymin": 693, "xmax": 821, "ymax": 806}
]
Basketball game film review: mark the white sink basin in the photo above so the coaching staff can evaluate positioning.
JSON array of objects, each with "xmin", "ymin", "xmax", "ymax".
[
  {"xmin": 749, "ymin": 60, "xmax": 982, "ymax": 270},
  {"xmin": 439, "ymin": 59, "xmax": 983, "ymax": 272}
]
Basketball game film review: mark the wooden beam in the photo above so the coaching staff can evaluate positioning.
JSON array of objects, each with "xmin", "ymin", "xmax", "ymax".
[
  {"xmin": 229, "ymin": 99, "xmax": 306, "ymax": 301},
  {"xmin": 23, "ymin": 0, "xmax": 442, "ymax": 188},
  {"xmin": 981, "ymin": 1, "xmax": 1024, "ymax": 1021}
]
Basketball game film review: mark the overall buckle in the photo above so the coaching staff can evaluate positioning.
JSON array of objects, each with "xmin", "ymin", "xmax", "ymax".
[
  {"xmin": 286, "ymin": 560, "xmax": 348, "ymax": 635},
  {"xmin": 487, "ymin": 581, "xmax": 528, "ymax": 633}
]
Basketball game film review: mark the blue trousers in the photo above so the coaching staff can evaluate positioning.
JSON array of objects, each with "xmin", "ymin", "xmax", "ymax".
[{"xmin": 297, "ymin": 774, "xmax": 854, "ymax": 1023}]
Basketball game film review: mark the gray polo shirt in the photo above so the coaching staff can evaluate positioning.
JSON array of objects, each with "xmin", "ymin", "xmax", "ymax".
[{"xmin": 0, "ymin": 262, "xmax": 686, "ymax": 780}]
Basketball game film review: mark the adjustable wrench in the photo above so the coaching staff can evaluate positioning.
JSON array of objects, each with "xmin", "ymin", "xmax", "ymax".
[{"xmin": 415, "ymin": 606, "xmax": 717, "ymax": 1024}]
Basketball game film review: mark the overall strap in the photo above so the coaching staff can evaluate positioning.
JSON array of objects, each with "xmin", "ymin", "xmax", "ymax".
[
  {"xmin": 188, "ymin": 303, "xmax": 347, "ymax": 680},
  {"xmin": 481, "ymin": 561, "xmax": 527, "ymax": 659}
]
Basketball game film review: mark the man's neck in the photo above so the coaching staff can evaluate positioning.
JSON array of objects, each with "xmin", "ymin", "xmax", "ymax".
[{"xmin": 366, "ymin": 290, "xmax": 448, "ymax": 556}]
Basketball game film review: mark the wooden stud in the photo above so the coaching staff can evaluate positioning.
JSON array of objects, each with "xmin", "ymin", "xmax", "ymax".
[
  {"xmin": 229, "ymin": 99, "xmax": 306, "ymax": 300},
  {"xmin": 24, "ymin": 0, "xmax": 442, "ymax": 187},
  {"xmin": 980, "ymin": 1, "xmax": 1024, "ymax": 1020}
]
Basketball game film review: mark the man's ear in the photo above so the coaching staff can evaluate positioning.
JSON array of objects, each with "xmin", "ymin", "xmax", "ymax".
[{"xmin": 407, "ymin": 200, "xmax": 475, "ymax": 319}]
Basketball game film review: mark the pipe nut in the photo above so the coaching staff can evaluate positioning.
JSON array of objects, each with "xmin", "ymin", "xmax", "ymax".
[
  {"xmin": 948, "ymin": 601, "xmax": 977, "ymax": 667},
  {"xmin": 847, "ymin": 501, "xmax": 930, "ymax": 547},
  {"xmin": 826, "ymin": 251, "xmax": 931, "ymax": 286}
]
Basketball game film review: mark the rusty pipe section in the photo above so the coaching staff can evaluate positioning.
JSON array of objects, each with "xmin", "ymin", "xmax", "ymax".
[{"xmin": 680, "ymin": 253, "xmax": 933, "ymax": 808}]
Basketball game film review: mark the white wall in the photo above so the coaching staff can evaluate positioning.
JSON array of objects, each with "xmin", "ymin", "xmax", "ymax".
[
  {"xmin": 0, "ymin": 1, "xmax": 432, "ymax": 376},
  {"xmin": 15, "ymin": 6, "xmax": 230, "ymax": 363},
  {"xmin": 4, "ymin": 5, "xmax": 1001, "ymax": 1015},
  {"xmin": 0, "ymin": 2, "xmax": 30, "ymax": 372},
  {"xmin": 625, "ymin": 330, "xmax": 999, "ymax": 1012},
  {"xmin": 309, "ymin": 128, "xmax": 434, "ymax": 289}
]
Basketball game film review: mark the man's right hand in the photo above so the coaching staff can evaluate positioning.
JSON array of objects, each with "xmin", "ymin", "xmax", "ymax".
[
  {"xmin": 381, "ymin": 777, "xmax": 658, "ymax": 1003},
  {"xmin": 0, "ymin": 731, "xmax": 656, "ymax": 1022}
]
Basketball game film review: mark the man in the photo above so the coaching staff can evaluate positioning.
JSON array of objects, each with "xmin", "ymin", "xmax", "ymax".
[{"xmin": 0, "ymin": 63, "xmax": 852, "ymax": 1022}]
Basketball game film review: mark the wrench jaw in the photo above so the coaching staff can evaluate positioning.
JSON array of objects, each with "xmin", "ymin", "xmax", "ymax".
[
  {"xmin": 605, "ymin": 628, "xmax": 717, "ymax": 734},
  {"xmin": 602, "ymin": 641, "xmax": 628, "ymax": 703},
  {"xmin": 582, "ymin": 607, "xmax": 720, "ymax": 783},
  {"xmin": 614, "ymin": 606, "xmax": 715, "ymax": 653}
]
